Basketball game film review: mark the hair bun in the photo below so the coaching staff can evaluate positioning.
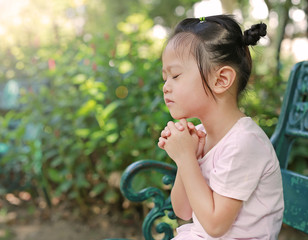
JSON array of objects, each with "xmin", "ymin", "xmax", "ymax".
[{"xmin": 243, "ymin": 23, "xmax": 267, "ymax": 46}]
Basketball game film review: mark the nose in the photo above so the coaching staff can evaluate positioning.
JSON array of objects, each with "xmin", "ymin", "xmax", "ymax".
[{"xmin": 163, "ymin": 80, "xmax": 171, "ymax": 94}]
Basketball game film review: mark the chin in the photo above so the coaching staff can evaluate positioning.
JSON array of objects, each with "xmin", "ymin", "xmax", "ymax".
[{"xmin": 170, "ymin": 112, "xmax": 188, "ymax": 120}]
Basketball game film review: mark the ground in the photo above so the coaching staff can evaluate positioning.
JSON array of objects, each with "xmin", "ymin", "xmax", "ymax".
[
  {"xmin": 1, "ymin": 198, "xmax": 308, "ymax": 240},
  {"xmin": 0, "ymin": 198, "xmax": 143, "ymax": 240}
]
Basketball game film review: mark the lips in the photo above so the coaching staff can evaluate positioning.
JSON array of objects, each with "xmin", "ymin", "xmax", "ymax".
[{"xmin": 164, "ymin": 98, "xmax": 174, "ymax": 105}]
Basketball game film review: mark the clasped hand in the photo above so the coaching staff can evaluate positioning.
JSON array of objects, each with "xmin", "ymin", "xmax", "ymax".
[{"xmin": 158, "ymin": 119, "xmax": 206, "ymax": 164}]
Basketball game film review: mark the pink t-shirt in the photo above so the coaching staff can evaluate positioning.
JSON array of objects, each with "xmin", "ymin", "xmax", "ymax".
[{"xmin": 173, "ymin": 117, "xmax": 284, "ymax": 240}]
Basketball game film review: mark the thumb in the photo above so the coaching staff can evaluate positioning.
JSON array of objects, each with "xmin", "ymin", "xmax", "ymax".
[
  {"xmin": 198, "ymin": 130, "xmax": 206, "ymax": 146},
  {"xmin": 199, "ymin": 133, "xmax": 206, "ymax": 147},
  {"xmin": 196, "ymin": 131, "xmax": 206, "ymax": 159}
]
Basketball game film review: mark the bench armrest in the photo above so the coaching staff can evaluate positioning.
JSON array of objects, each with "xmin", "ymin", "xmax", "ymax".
[{"xmin": 120, "ymin": 160, "xmax": 177, "ymax": 240}]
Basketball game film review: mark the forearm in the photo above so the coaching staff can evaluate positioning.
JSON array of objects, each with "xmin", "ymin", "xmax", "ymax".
[
  {"xmin": 177, "ymin": 156, "xmax": 239, "ymax": 237},
  {"xmin": 163, "ymin": 121, "xmax": 241, "ymax": 237},
  {"xmin": 177, "ymin": 159, "xmax": 214, "ymax": 220},
  {"xmin": 171, "ymin": 171, "xmax": 193, "ymax": 220}
]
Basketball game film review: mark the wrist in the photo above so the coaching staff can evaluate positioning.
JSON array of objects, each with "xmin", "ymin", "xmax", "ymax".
[{"xmin": 176, "ymin": 154, "xmax": 198, "ymax": 168}]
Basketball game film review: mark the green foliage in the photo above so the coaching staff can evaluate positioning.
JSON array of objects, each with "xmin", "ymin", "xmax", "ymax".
[
  {"xmin": 0, "ymin": 12, "xmax": 171, "ymax": 212},
  {"xmin": 240, "ymin": 47, "xmax": 285, "ymax": 137},
  {"xmin": 0, "ymin": 0, "xmax": 307, "ymax": 213}
]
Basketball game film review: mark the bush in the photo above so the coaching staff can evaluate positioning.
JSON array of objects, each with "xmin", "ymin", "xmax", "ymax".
[{"xmin": 0, "ymin": 13, "xmax": 172, "ymax": 213}]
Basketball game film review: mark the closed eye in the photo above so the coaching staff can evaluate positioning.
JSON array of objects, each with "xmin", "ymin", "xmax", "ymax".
[{"xmin": 173, "ymin": 74, "xmax": 180, "ymax": 79}]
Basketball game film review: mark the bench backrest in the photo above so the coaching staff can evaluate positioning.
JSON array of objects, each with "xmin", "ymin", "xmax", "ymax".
[{"xmin": 270, "ymin": 61, "xmax": 308, "ymax": 233}]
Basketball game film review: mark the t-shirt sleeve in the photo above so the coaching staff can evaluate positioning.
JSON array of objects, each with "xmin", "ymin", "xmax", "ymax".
[{"xmin": 209, "ymin": 132, "xmax": 268, "ymax": 201}]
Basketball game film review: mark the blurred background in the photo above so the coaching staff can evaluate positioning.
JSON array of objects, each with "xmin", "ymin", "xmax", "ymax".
[{"xmin": 0, "ymin": 0, "xmax": 307, "ymax": 239}]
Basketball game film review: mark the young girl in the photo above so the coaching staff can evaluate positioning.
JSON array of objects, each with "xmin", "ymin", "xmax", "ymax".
[{"xmin": 158, "ymin": 15, "xmax": 284, "ymax": 240}]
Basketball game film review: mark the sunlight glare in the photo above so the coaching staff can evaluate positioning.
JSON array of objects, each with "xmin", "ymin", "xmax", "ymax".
[
  {"xmin": 250, "ymin": 0, "xmax": 269, "ymax": 20},
  {"xmin": 232, "ymin": 9, "xmax": 243, "ymax": 23},
  {"xmin": 292, "ymin": 38, "xmax": 308, "ymax": 61},
  {"xmin": 74, "ymin": 0, "xmax": 84, "ymax": 7},
  {"xmin": 282, "ymin": 38, "xmax": 308, "ymax": 62},
  {"xmin": 41, "ymin": 16, "xmax": 51, "ymax": 25},
  {"xmin": 0, "ymin": 26, "xmax": 5, "ymax": 36},
  {"xmin": 12, "ymin": 17, "xmax": 22, "ymax": 26},
  {"xmin": 193, "ymin": 0, "xmax": 223, "ymax": 18},
  {"xmin": 289, "ymin": 8, "xmax": 306, "ymax": 22},
  {"xmin": 0, "ymin": 0, "xmax": 29, "ymax": 21},
  {"xmin": 152, "ymin": 24, "xmax": 168, "ymax": 39},
  {"xmin": 269, "ymin": 11, "xmax": 279, "ymax": 28},
  {"xmin": 175, "ymin": 6, "xmax": 185, "ymax": 17}
]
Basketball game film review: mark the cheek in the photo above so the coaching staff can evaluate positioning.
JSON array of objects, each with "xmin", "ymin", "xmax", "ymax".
[
  {"xmin": 180, "ymin": 88, "xmax": 206, "ymax": 111},
  {"xmin": 192, "ymin": 80, "xmax": 209, "ymax": 99},
  {"xmin": 177, "ymin": 79, "xmax": 207, "ymax": 103},
  {"xmin": 189, "ymin": 86, "xmax": 210, "ymax": 108}
]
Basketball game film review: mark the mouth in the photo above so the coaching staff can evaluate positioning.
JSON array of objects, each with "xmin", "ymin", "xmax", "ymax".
[{"xmin": 164, "ymin": 98, "xmax": 174, "ymax": 105}]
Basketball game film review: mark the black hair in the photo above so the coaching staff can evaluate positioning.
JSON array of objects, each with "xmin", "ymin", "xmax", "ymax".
[{"xmin": 167, "ymin": 14, "xmax": 267, "ymax": 99}]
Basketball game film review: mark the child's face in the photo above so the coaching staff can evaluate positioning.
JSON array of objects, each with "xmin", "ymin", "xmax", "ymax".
[{"xmin": 162, "ymin": 41, "xmax": 213, "ymax": 120}]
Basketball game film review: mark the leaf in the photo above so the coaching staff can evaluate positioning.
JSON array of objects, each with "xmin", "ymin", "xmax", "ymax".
[
  {"xmin": 45, "ymin": 149, "xmax": 60, "ymax": 162},
  {"xmin": 75, "ymin": 128, "xmax": 91, "ymax": 138},
  {"xmin": 106, "ymin": 133, "xmax": 119, "ymax": 143},
  {"xmin": 50, "ymin": 156, "xmax": 63, "ymax": 167},
  {"xmin": 56, "ymin": 180, "xmax": 73, "ymax": 196},
  {"xmin": 102, "ymin": 101, "xmax": 120, "ymax": 119},
  {"xmin": 77, "ymin": 99, "xmax": 97, "ymax": 116},
  {"xmin": 139, "ymin": 138, "xmax": 153, "ymax": 149},
  {"xmin": 72, "ymin": 74, "xmax": 87, "ymax": 84},
  {"xmin": 90, "ymin": 183, "xmax": 106, "ymax": 197},
  {"xmin": 90, "ymin": 130, "xmax": 106, "ymax": 141},
  {"xmin": 104, "ymin": 189, "xmax": 119, "ymax": 204},
  {"xmin": 48, "ymin": 168, "xmax": 63, "ymax": 183},
  {"xmin": 76, "ymin": 175, "xmax": 90, "ymax": 188},
  {"xmin": 150, "ymin": 96, "xmax": 162, "ymax": 111}
]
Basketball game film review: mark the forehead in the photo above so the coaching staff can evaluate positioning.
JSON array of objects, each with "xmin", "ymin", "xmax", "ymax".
[{"xmin": 162, "ymin": 35, "xmax": 196, "ymax": 70}]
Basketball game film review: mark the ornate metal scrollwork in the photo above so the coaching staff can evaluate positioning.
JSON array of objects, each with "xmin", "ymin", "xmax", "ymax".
[
  {"xmin": 120, "ymin": 160, "xmax": 177, "ymax": 240},
  {"xmin": 287, "ymin": 64, "xmax": 308, "ymax": 135},
  {"xmin": 288, "ymin": 103, "xmax": 308, "ymax": 127}
]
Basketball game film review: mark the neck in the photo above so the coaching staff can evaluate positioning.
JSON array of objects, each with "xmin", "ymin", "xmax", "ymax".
[{"xmin": 199, "ymin": 100, "xmax": 245, "ymax": 153}]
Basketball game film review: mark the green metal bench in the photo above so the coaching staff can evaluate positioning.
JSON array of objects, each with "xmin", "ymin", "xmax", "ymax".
[
  {"xmin": 106, "ymin": 61, "xmax": 308, "ymax": 239},
  {"xmin": 270, "ymin": 61, "xmax": 308, "ymax": 233}
]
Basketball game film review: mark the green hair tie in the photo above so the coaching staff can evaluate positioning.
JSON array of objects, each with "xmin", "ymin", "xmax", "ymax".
[{"xmin": 199, "ymin": 17, "xmax": 206, "ymax": 22}]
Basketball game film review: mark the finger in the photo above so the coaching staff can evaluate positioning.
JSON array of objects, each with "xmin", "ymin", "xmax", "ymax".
[
  {"xmin": 187, "ymin": 121, "xmax": 195, "ymax": 130},
  {"xmin": 188, "ymin": 125, "xmax": 199, "ymax": 136},
  {"xmin": 167, "ymin": 121, "xmax": 178, "ymax": 132},
  {"xmin": 161, "ymin": 127, "xmax": 170, "ymax": 137},
  {"xmin": 158, "ymin": 137, "xmax": 166, "ymax": 149},
  {"xmin": 175, "ymin": 122, "xmax": 184, "ymax": 131},
  {"xmin": 190, "ymin": 129, "xmax": 198, "ymax": 139},
  {"xmin": 164, "ymin": 127, "xmax": 171, "ymax": 136},
  {"xmin": 199, "ymin": 131, "xmax": 206, "ymax": 146},
  {"xmin": 161, "ymin": 130, "xmax": 169, "ymax": 138},
  {"xmin": 197, "ymin": 130, "xmax": 206, "ymax": 138},
  {"xmin": 199, "ymin": 132, "xmax": 206, "ymax": 145},
  {"xmin": 198, "ymin": 134, "xmax": 206, "ymax": 153},
  {"xmin": 179, "ymin": 119, "xmax": 188, "ymax": 129}
]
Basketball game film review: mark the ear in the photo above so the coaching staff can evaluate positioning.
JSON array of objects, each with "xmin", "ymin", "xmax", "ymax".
[{"xmin": 212, "ymin": 66, "xmax": 236, "ymax": 94}]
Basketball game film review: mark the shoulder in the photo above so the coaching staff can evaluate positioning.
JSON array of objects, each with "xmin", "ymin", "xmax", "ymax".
[
  {"xmin": 227, "ymin": 117, "xmax": 272, "ymax": 149},
  {"xmin": 218, "ymin": 117, "xmax": 278, "ymax": 171}
]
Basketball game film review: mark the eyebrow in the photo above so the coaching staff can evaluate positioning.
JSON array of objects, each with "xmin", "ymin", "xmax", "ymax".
[{"xmin": 162, "ymin": 64, "xmax": 182, "ymax": 73}]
